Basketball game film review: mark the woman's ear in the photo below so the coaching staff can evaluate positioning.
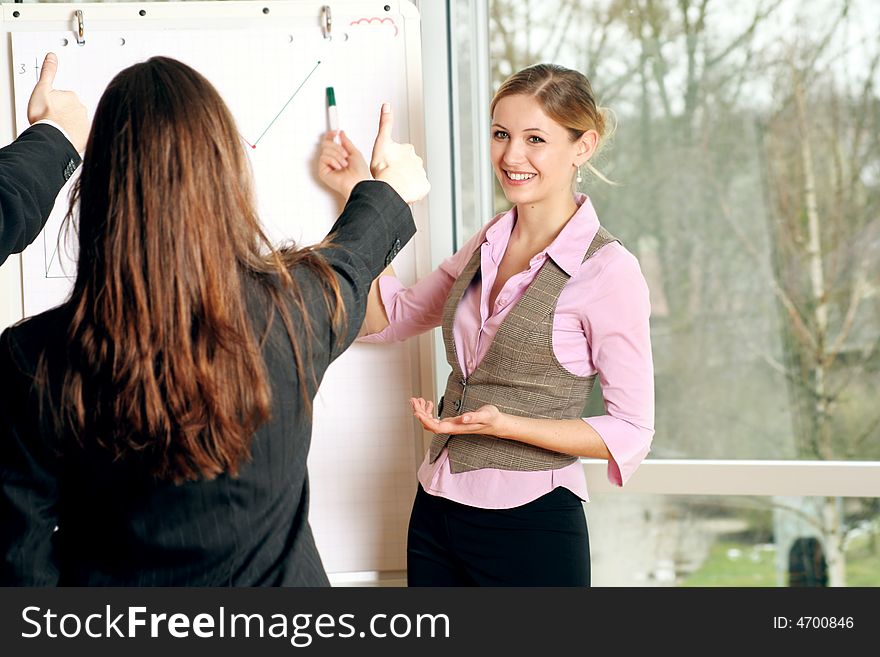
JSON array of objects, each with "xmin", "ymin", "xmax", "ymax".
[{"xmin": 574, "ymin": 129, "xmax": 600, "ymax": 167}]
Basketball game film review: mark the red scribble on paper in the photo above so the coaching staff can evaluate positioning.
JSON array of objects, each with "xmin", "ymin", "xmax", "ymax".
[{"xmin": 350, "ymin": 17, "xmax": 399, "ymax": 37}]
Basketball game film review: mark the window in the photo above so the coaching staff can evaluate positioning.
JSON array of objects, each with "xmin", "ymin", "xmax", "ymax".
[
  {"xmin": 480, "ymin": 0, "xmax": 880, "ymax": 464},
  {"xmin": 448, "ymin": 0, "xmax": 880, "ymax": 586}
]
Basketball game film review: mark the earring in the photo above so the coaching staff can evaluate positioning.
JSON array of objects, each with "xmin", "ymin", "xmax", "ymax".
[{"xmin": 576, "ymin": 166, "xmax": 583, "ymax": 184}]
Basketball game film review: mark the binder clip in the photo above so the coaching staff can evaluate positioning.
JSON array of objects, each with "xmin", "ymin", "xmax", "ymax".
[
  {"xmin": 75, "ymin": 9, "xmax": 85, "ymax": 46},
  {"xmin": 321, "ymin": 5, "xmax": 332, "ymax": 40}
]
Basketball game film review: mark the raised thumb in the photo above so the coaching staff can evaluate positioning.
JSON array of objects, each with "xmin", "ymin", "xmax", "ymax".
[
  {"xmin": 37, "ymin": 52, "xmax": 58, "ymax": 89},
  {"xmin": 374, "ymin": 103, "xmax": 393, "ymax": 145}
]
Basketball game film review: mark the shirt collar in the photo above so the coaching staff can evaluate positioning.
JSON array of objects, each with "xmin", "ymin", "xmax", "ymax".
[
  {"xmin": 545, "ymin": 194, "xmax": 601, "ymax": 277},
  {"xmin": 484, "ymin": 194, "xmax": 601, "ymax": 278},
  {"xmin": 484, "ymin": 206, "xmax": 517, "ymax": 247}
]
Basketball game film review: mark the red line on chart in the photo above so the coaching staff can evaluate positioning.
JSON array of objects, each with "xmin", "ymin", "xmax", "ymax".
[
  {"xmin": 350, "ymin": 17, "xmax": 399, "ymax": 36},
  {"xmin": 241, "ymin": 60, "xmax": 322, "ymax": 149}
]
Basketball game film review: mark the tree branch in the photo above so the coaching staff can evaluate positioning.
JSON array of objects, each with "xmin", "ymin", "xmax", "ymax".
[
  {"xmin": 705, "ymin": 0, "xmax": 785, "ymax": 70},
  {"xmin": 712, "ymin": 179, "xmax": 819, "ymax": 354}
]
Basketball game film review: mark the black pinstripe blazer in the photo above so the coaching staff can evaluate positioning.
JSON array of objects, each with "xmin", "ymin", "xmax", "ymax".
[
  {"xmin": 0, "ymin": 123, "xmax": 81, "ymax": 266},
  {"xmin": 0, "ymin": 180, "xmax": 415, "ymax": 586}
]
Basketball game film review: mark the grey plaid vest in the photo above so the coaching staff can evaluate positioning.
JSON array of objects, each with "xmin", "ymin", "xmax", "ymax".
[{"xmin": 429, "ymin": 226, "xmax": 619, "ymax": 473}]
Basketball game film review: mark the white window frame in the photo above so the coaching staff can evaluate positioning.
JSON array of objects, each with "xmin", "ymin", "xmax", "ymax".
[{"xmin": 583, "ymin": 460, "xmax": 880, "ymax": 497}]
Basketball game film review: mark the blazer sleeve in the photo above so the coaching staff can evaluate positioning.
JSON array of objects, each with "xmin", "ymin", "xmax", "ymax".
[
  {"xmin": 0, "ymin": 123, "xmax": 81, "ymax": 266},
  {"xmin": 0, "ymin": 327, "xmax": 61, "ymax": 585},
  {"xmin": 317, "ymin": 180, "xmax": 416, "ymax": 362}
]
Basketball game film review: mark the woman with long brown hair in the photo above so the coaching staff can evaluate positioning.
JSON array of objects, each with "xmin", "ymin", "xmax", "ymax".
[{"xmin": 0, "ymin": 56, "xmax": 428, "ymax": 586}]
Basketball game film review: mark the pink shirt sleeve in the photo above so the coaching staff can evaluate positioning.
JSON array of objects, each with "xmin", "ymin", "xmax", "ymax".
[
  {"xmin": 359, "ymin": 226, "xmax": 490, "ymax": 344},
  {"xmin": 581, "ymin": 246, "xmax": 655, "ymax": 487}
]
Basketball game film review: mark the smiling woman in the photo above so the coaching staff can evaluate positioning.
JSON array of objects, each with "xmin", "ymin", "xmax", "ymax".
[
  {"xmin": 482, "ymin": 0, "xmax": 880, "ymax": 589},
  {"xmin": 319, "ymin": 63, "xmax": 654, "ymax": 587},
  {"xmin": 491, "ymin": 93, "xmax": 596, "ymax": 211},
  {"xmin": 490, "ymin": 61, "xmax": 612, "ymax": 188}
]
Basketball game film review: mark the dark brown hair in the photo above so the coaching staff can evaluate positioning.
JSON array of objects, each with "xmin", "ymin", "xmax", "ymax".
[
  {"xmin": 491, "ymin": 63, "xmax": 615, "ymax": 183},
  {"xmin": 48, "ymin": 57, "xmax": 345, "ymax": 483}
]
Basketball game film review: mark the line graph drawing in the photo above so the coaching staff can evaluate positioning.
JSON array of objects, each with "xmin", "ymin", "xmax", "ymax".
[
  {"xmin": 42, "ymin": 228, "xmax": 76, "ymax": 279},
  {"xmin": 241, "ymin": 59, "xmax": 322, "ymax": 149}
]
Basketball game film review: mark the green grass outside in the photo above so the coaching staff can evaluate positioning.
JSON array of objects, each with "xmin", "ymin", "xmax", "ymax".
[
  {"xmin": 680, "ymin": 541, "xmax": 776, "ymax": 587},
  {"xmin": 680, "ymin": 535, "xmax": 880, "ymax": 587},
  {"xmin": 844, "ymin": 533, "xmax": 880, "ymax": 587}
]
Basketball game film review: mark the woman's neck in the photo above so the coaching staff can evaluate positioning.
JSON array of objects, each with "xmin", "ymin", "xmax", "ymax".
[{"xmin": 511, "ymin": 193, "xmax": 579, "ymax": 252}]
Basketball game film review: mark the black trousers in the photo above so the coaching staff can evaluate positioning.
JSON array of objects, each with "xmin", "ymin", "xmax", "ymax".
[{"xmin": 407, "ymin": 484, "xmax": 590, "ymax": 586}]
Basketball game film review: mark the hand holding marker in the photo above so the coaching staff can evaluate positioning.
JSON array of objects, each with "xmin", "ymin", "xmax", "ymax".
[
  {"xmin": 317, "ymin": 93, "xmax": 429, "ymax": 204},
  {"xmin": 318, "ymin": 84, "xmax": 369, "ymax": 197}
]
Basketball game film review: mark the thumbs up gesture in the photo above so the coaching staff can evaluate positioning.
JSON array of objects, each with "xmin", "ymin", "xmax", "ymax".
[
  {"xmin": 369, "ymin": 103, "xmax": 430, "ymax": 204},
  {"xmin": 26, "ymin": 53, "xmax": 89, "ymax": 152}
]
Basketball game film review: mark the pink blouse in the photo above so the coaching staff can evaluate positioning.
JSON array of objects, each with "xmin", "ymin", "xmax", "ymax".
[{"xmin": 360, "ymin": 195, "xmax": 654, "ymax": 508}]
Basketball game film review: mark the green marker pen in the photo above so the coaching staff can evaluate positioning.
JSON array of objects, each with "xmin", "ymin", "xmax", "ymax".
[{"xmin": 326, "ymin": 86, "xmax": 339, "ymax": 143}]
